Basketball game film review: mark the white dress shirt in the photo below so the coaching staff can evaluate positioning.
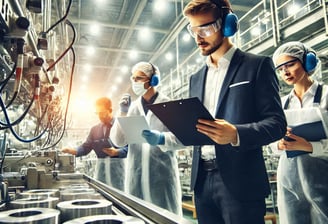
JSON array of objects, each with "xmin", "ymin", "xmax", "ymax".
[{"xmin": 201, "ymin": 46, "xmax": 237, "ymax": 160}]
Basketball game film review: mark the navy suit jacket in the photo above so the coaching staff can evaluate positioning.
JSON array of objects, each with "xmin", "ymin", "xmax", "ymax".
[
  {"xmin": 189, "ymin": 49, "xmax": 286, "ymax": 201},
  {"xmin": 77, "ymin": 122, "xmax": 128, "ymax": 158}
]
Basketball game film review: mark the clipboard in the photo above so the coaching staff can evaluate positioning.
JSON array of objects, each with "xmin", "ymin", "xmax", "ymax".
[
  {"xmin": 147, "ymin": 97, "xmax": 215, "ymax": 146},
  {"xmin": 117, "ymin": 116, "xmax": 150, "ymax": 144},
  {"xmin": 285, "ymin": 121, "xmax": 326, "ymax": 158},
  {"xmin": 283, "ymin": 107, "xmax": 328, "ymax": 157}
]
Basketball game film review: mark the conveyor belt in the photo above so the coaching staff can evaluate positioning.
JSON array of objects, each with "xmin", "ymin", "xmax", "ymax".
[{"xmin": 0, "ymin": 172, "xmax": 192, "ymax": 224}]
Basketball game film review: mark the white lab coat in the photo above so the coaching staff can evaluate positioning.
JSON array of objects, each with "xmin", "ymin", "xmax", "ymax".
[
  {"xmin": 110, "ymin": 92, "xmax": 182, "ymax": 216},
  {"xmin": 94, "ymin": 158, "xmax": 126, "ymax": 191},
  {"xmin": 269, "ymin": 81, "xmax": 328, "ymax": 224}
]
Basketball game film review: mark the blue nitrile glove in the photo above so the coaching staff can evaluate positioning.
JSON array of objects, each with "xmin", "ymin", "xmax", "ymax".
[
  {"xmin": 119, "ymin": 93, "xmax": 131, "ymax": 113},
  {"xmin": 142, "ymin": 130, "xmax": 165, "ymax": 146}
]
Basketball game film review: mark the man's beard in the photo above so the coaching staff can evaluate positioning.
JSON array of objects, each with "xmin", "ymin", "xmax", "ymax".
[{"xmin": 200, "ymin": 39, "xmax": 223, "ymax": 56}]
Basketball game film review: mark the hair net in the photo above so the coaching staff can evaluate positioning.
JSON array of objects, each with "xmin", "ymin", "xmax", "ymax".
[
  {"xmin": 272, "ymin": 41, "xmax": 322, "ymax": 79},
  {"xmin": 131, "ymin": 61, "xmax": 160, "ymax": 78},
  {"xmin": 272, "ymin": 41, "xmax": 307, "ymax": 66}
]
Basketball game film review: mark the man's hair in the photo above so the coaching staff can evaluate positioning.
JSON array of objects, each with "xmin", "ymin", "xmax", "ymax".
[
  {"xmin": 183, "ymin": 0, "xmax": 232, "ymax": 19},
  {"xmin": 95, "ymin": 97, "xmax": 112, "ymax": 110}
]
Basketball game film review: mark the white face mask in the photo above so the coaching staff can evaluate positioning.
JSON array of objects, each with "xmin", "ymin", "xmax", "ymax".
[{"xmin": 132, "ymin": 81, "xmax": 148, "ymax": 96}]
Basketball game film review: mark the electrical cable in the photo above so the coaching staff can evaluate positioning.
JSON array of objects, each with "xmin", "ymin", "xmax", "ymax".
[
  {"xmin": 42, "ymin": 46, "xmax": 75, "ymax": 150},
  {"xmin": 0, "ymin": 96, "xmax": 47, "ymax": 143},
  {"xmin": 0, "ymin": 17, "xmax": 75, "ymax": 147},
  {"xmin": 0, "ymin": 2, "xmax": 75, "ymax": 153},
  {"xmin": 41, "ymin": 20, "xmax": 76, "ymax": 149},
  {"xmin": 0, "ymin": 91, "xmax": 35, "ymax": 129},
  {"xmin": 44, "ymin": 0, "xmax": 72, "ymax": 34},
  {"xmin": 46, "ymin": 19, "xmax": 76, "ymax": 72}
]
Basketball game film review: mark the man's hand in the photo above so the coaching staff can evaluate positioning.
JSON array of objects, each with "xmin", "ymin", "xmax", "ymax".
[
  {"xmin": 196, "ymin": 119, "xmax": 237, "ymax": 145},
  {"xmin": 61, "ymin": 148, "xmax": 77, "ymax": 155},
  {"xmin": 103, "ymin": 147, "xmax": 119, "ymax": 157}
]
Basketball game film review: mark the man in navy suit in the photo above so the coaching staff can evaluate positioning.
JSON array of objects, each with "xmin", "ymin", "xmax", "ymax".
[
  {"xmin": 183, "ymin": 0, "xmax": 286, "ymax": 223},
  {"xmin": 62, "ymin": 97, "xmax": 128, "ymax": 190},
  {"xmin": 142, "ymin": 0, "xmax": 286, "ymax": 223}
]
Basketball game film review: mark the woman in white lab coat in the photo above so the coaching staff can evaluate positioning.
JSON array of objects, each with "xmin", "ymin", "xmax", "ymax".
[
  {"xmin": 110, "ymin": 62, "xmax": 182, "ymax": 216},
  {"xmin": 271, "ymin": 41, "xmax": 328, "ymax": 224}
]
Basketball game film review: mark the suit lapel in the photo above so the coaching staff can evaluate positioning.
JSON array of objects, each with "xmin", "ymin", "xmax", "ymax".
[
  {"xmin": 215, "ymin": 49, "xmax": 244, "ymax": 116},
  {"xmin": 192, "ymin": 66, "xmax": 208, "ymax": 101}
]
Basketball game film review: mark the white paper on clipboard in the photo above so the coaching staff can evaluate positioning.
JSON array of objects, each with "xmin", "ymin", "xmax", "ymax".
[{"xmin": 117, "ymin": 116, "xmax": 150, "ymax": 144}]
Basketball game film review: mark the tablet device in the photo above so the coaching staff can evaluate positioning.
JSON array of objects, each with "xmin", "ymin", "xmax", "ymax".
[
  {"xmin": 117, "ymin": 116, "xmax": 150, "ymax": 144},
  {"xmin": 148, "ymin": 97, "xmax": 215, "ymax": 146}
]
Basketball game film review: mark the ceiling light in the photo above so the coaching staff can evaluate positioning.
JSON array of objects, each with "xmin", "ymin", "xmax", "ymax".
[
  {"xmin": 89, "ymin": 23, "xmax": 100, "ymax": 36},
  {"xmin": 287, "ymin": 4, "xmax": 301, "ymax": 16},
  {"xmin": 111, "ymin": 86, "xmax": 118, "ymax": 92},
  {"xmin": 86, "ymin": 46, "xmax": 95, "ymax": 56},
  {"xmin": 182, "ymin": 33, "xmax": 191, "ymax": 42},
  {"xmin": 115, "ymin": 76, "xmax": 123, "ymax": 83},
  {"xmin": 82, "ymin": 75, "xmax": 88, "ymax": 82},
  {"xmin": 153, "ymin": 0, "xmax": 168, "ymax": 14},
  {"xmin": 139, "ymin": 27, "xmax": 152, "ymax": 41},
  {"xmin": 120, "ymin": 65, "xmax": 129, "ymax": 73},
  {"xmin": 129, "ymin": 50, "xmax": 138, "ymax": 59},
  {"xmin": 165, "ymin": 52, "xmax": 173, "ymax": 61}
]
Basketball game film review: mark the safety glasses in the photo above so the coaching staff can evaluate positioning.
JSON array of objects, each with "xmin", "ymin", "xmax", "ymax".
[
  {"xmin": 275, "ymin": 58, "xmax": 299, "ymax": 75},
  {"xmin": 187, "ymin": 20, "xmax": 221, "ymax": 38},
  {"xmin": 130, "ymin": 75, "xmax": 149, "ymax": 82}
]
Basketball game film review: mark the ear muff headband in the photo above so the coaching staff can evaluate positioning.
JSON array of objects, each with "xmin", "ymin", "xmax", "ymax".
[
  {"xmin": 302, "ymin": 44, "xmax": 317, "ymax": 73},
  {"xmin": 149, "ymin": 63, "xmax": 159, "ymax": 86},
  {"xmin": 211, "ymin": 1, "xmax": 238, "ymax": 37}
]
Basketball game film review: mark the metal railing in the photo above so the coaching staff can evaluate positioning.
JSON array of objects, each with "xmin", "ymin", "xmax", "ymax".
[{"xmin": 160, "ymin": 0, "xmax": 328, "ymax": 99}]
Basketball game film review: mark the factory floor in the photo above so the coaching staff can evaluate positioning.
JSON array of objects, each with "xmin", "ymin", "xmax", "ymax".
[{"xmin": 183, "ymin": 209, "xmax": 198, "ymax": 223}]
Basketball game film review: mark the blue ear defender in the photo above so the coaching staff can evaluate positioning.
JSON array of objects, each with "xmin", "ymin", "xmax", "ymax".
[
  {"xmin": 149, "ymin": 63, "xmax": 159, "ymax": 86},
  {"xmin": 211, "ymin": 1, "xmax": 239, "ymax": 37},
  {"xmin": 223, "ymin": 12, "xmax": 238, "ymax": 37},
  {"xmin": 303, "ymin": 50, "xmax": 317, "ymax": 73}
]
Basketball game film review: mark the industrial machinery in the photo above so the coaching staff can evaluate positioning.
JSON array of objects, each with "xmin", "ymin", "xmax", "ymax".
[{"xmin": 0, "ymin": 1, "xmax": 192, "ymax": 223}]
